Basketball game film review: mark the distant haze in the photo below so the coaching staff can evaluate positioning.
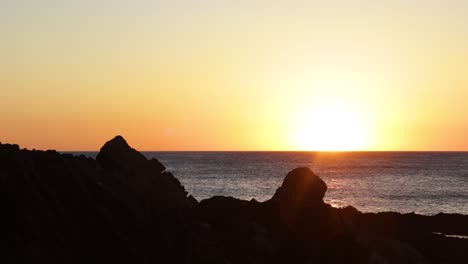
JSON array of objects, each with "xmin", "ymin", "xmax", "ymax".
[{"xmin": 2, "ymin": 1, "xmax": 468, "ymax": 151}]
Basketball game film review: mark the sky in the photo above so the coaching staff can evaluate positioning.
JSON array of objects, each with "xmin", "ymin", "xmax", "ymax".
[{"xmin": 1, "ymin": 0, "xmax": 468, "ymax": 151}]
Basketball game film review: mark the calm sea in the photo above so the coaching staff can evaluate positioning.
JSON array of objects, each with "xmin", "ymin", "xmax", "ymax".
[{"xmin": 74, "ymin": 152, "xmax": 468, "ymax": 215}]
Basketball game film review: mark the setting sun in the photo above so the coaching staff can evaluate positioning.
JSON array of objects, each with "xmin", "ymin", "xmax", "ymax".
[
  {"xmin": 291, "ymin": 101, "xmax": 373, "ymax": 151},
  {"xmin": 3, "ymin": 1, "xmax": 468, "ymax": 263},
  {"xmin": 2, "ymin": 0, "xmax": 468, "ymax": 151}
]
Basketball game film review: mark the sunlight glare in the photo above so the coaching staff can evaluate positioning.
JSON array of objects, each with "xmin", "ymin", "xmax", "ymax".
[{"xmin": 291, "ymin": 101, "xmax": 372, "ymax": 151}]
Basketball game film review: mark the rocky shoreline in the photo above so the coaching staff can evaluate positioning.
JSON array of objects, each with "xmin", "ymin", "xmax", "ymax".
[{"xmin": 1, "ymin": 136, "xmax": 467, "ymax": 263}]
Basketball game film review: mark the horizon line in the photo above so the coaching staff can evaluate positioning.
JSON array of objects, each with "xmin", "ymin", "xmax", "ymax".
[{"xmin": 58, "ymin": 149, "xmax": 468, "ymax": 153}]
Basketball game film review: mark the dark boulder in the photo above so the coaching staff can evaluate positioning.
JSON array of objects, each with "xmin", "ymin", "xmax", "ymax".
[
  {"xmin": 266, "ymin": 167, "xmax": 335, "ymax": 240},
  {"xmin": 270, "ymin": 167, "xmax": 327, "ymax": 204}
]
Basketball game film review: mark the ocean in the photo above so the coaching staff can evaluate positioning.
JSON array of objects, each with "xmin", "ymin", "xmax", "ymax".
[{"xmin": 76, "ymin": 151, "xmax": 468, "ymax": 215}]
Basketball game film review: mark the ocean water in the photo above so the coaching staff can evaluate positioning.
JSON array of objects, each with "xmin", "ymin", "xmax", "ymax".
[{"xmin": 76, "ymin": 152, "xmax": 468, "ymax": 215}]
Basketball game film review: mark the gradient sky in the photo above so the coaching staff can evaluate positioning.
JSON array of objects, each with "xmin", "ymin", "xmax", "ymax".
[{"xmin": 2, "ymin": 1, "xmax": 468, "ymax": 151}]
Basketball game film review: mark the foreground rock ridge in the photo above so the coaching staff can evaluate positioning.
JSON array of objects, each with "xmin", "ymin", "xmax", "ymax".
[{"xmin": 1, "ymin": 136, "xmax": 467, "ymax": 264}]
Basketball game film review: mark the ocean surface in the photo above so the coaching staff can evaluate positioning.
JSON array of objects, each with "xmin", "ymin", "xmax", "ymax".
[{"xmin": 76, "ymin": 151, "xmax": 468, "ymax": 215}]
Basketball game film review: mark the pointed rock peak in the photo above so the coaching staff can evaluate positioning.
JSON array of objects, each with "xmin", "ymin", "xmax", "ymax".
[
  {"xmin": 97, "ymin": 135, "xmax": 149, "ymax": 170},
  {"xmin": 101, "ymin": 135, "xmax": 130, "ymax": 151},
  {"xmin": 271, "ymin": 167, "xmax": 327, "ymax": 203},
  {"xmin": 112, "ymin": 135, "xmax": 128, "ymax": 144}
]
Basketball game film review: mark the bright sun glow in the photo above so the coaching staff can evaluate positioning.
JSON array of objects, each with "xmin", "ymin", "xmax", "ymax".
[{"xmin": 291, "ymin": 101, "xmax": 373, "ymax": 151}]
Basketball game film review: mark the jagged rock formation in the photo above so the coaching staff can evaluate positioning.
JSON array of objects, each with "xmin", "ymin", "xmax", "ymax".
[
  {"xmin": 0, "ymin": 136, "xmax": 194, "ymax": 263},
  {"xmin": 1, "ymin": 137, "xmax": 467, "ymax": 264}
]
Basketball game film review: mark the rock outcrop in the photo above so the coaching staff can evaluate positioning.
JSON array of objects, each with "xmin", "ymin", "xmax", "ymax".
[
  {"xmin": 0, "ymin": 136, "xmax": 195, "ymax": 263},
  {"xmin": 95, "ymin": 136, "xmax": 196, "ymax": 262},
  {"xmin": 1, "ymin": 136, "xmax": 467, "ymax": 264},
  {"xmin": 270, "ymin": 167, "xmax": 327, "ymax": 203}
]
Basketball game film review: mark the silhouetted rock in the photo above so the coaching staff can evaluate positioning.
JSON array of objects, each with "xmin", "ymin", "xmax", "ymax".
[
  {"xmin": 0, "ymin": 141, "xmax": 141, "ymax": 263},
  {"xmin": 0, "ymin": 143, "xmax": 20, "ymax": 152},
  {"xmin": 2, "ymin": 137, "xmax": 468, "ymax": 264},
  {"xmin": 270, "ymin": 167, "xmax": 327, "ymax": 203},
  {"xmin": 95, "ymin": 135, "xmax": 195, "ymax": 263},
  {"xmin": 266, "ymin": 167, "xmax": 337, "ymax": 241},
  {"xmin": 97, "ymin": 135, "xmax": 165, "ymax": 171},
  {"xmin": 1, "ymin": 136, "xmax": 196, "ymax": 263}
]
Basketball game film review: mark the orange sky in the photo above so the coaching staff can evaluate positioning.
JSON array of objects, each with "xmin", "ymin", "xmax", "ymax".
[{"xmin": 2, "ymin": 1, "xmax": 468, "ymax": 151}]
